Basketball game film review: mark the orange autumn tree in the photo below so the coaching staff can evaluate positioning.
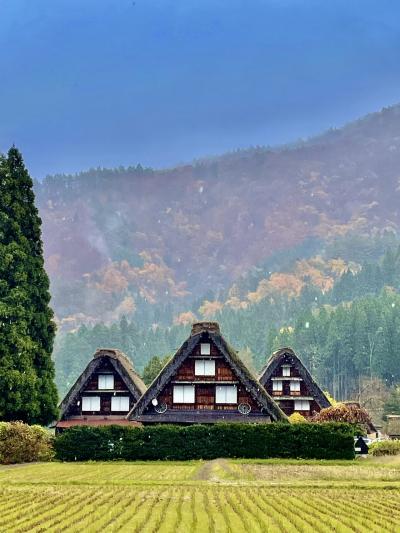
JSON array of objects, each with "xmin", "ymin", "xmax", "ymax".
[{"xmin": 313, "ymin": 403, "xmax": 373, "ymax": 433}]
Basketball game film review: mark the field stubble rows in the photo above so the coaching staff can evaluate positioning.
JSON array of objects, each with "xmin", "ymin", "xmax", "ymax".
[{"xmin": 0, "ymin": 459, "xmax": 399, "ymax": 532}]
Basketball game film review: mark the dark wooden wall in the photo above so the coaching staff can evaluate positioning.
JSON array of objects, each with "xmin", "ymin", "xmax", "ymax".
[
  {"xmin": 154, "ymin": 340, "xmax": 261, "ymax": 413},
  {"xmin": 265, "ymin": 356, "xmax": 322, "ymax": 417},
  {"xmin": 65, "ymin": 358, "xmax": 135, "ymax": 418}
]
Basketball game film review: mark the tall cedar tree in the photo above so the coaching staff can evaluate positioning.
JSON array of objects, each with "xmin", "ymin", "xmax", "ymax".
[{"xmin": 0, "ymin": 147, "xmax": 58, "ymax": 424}]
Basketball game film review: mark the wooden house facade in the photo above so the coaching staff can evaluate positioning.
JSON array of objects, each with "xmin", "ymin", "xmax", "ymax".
[
  {"xmin": 386, "ymin": 415, "xmax": 400, "ymax": 439},
  {"xmin": 56, "ymin": 349, "xmax": 146, "ymax": 432},
  {"xmin": 259, "ymin": 347, "xmax": 330, "ymax": 418},
  {"xmin": 128, "ymin": 322, "xmax": 286, "ymax": 424}
]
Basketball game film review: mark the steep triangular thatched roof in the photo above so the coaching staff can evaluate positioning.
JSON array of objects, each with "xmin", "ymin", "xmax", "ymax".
[
  {"xmin": 59, "ymin": 348, "xmax": 146, "ymax": 419},
  {"xmin": 128, "ymin": 322, "xmax": 287, "ymax": 422},
  {"xmin": 259, "ymin": 347, "xmax": 330, "ymax": 410}
]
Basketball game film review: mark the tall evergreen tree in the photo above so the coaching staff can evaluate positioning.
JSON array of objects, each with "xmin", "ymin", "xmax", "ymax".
[{"xmin": 0, "ymin": 147, "xmax": 58, "ymax": 424}]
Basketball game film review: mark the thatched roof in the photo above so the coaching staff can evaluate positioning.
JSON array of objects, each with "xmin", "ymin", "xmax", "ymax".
[
  {"xmin": 259, "ymin": 347, "xmax": 331, "ymax": 410},
  {"xmin": 387, "ymin": 415, "xmax": 400, "ymax": 438},
  {"xmin": 128, "ymin": 322, "xmax": 287, "ymax": 422},
  {"xmin": 59, "ymin": 348, "xmax": 146, "ymax": 419}
]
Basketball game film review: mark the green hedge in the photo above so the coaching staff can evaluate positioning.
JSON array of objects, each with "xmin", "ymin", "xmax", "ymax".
[{"xmin": 54, "ymin": 422, "xmax": 355, "ymax": 461}]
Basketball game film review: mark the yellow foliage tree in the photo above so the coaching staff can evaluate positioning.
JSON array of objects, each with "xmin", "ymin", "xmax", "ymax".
[
  {"xmin": 198, "ymin": 300, "xmax": 223, "ymax": 319},
  {"xmin": 289, "ymin": 412, "xmax": 308, "ymax": 424}
]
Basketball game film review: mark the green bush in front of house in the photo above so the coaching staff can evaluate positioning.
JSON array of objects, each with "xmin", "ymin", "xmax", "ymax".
[
  {"xmin": 0, "ymin": 421, "xmax": 54, "ymax": 464},
  {"xmin": 54, "ymin": 422, "xmax": 355, "ymax": 461},
  {"xmin": 369, "ymin": 439, "xmax": 400, "ymax": 456}
]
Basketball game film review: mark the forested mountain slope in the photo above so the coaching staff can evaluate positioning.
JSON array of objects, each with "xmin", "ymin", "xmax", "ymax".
[
  {"xmin": 35, "ymin": 104, "xmax": 400, "ymax": 329},
  {"xmin": 55, "ymin": 242, "xmax": 400, "ymax": 409}
]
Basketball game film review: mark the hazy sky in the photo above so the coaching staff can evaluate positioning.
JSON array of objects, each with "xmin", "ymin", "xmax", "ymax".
[{"xmin": 1, "ymin": 0, "xmax": 400, "ymax": 178}]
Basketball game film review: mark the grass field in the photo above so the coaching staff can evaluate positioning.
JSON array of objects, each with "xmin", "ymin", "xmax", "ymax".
[{"xmin": 1, "ymin": 457, "xmax": 400, "ymax": 532}]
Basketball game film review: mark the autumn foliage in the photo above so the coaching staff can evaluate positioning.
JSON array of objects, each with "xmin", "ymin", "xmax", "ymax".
[{"xmin": 313, "ymin": 403, "xmax": 373, "ymax": 433}]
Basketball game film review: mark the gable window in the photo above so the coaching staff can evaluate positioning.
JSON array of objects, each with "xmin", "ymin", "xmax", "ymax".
[
  {"xmin": 98, "ymin": 374, "xmax": 114, "ymax": 390},
  {"xmin": 290, "ymin": 381, "xmax": 300, "ymax": 392},
  {"xmin": 195, "ymin": 359, "xmax": 215, "ymax": 376},
  {"xmin": 215, "ymin": 385, "xmax": 237, "ymax": 404},
  {"xmin": 173, "ymin": 385, "xmax": 195, "ymax": 404},
  {"xmin": 272, "ymin": 380, "xmax": 283, "ymax": 392},
  {"xmin": 282, "ymin": 365, "xmax": 291, "ymax": 377},
  {"xmin": 111, "ymin": 396, "xmax": 130, "ymax": 412},
  {"xmin": 294, "ymin": 400, "xmax": 310, "ymax": 411},
  {"xmin": 82, "ymin": 396, "xmax": 100, "ymax": 411},
  {"xmin": 200, "ymin": 343, "xmax": 211, "ymax": 355}
]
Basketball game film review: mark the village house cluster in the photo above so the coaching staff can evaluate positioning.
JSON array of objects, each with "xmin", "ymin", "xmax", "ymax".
[{"xmin": 56, "ymin": 321, "xmax": 331, "ymax": 431}]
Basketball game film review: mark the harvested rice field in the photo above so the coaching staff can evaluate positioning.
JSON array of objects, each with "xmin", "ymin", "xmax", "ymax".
[{"xmin": 0, "ymin": 458, "xmax": 399, "ymax": 532}]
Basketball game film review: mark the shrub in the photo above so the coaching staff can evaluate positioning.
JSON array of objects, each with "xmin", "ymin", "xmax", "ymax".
[
  {"xmin": 289, "ymin": 412, "xmax": 308, "ymax": 424},
  {"xmin": 313, "ymin": 403, "xmax": 373, "ymax": 434},
  {"xmin": 369, "ymin": 440, "xmax": 400, "ymax": 456},
  {"xmin": 0, "ymin": 421, "xmax": 54, "ymax": 464},
  {"xmin": 54, "ymin": 422, "xmax": 355, "ymax": 461}
]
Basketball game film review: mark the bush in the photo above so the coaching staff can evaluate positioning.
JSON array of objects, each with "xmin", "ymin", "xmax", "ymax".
[
  {"xmin": 289, "ymin": 412, "xmax": 308, "ymax": 424},
  {"xmin": 0, "ymin": 421, "xmax": 54, "ymax": 464},
  {"xmin": 369, "ymin": 440, "xmax": 400, "ymax": 456},
  {"xmin": 312, "ymin": 403, "xmax": 373, "ymax": 434},
  {"xmin": 54, "ymin": 422, "xmax": 355, "ymax": 461}
]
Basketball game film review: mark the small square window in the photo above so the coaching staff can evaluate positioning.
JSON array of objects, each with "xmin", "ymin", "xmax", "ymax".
[
  {"xmin": 295, "ymin": 400, "xmax": 310, "ymax": 411},
  {"xmin": 195, "ymin": 359, "xmax": 215, "ymax": 376},
  {"xmin": 82, "ymin": 396, "xmax": 100, "ymax": 411},
  {"xmin": 173, "ymin": 385, "xmax": 195, "ymax": 404},
  {"xmin": 273, "ymin": 380, "xmax": 283, "ymax": 391},
  {"xmin": 282, "ymin": 366, "xmax": 291, "ymax": 377},
  {"xmin": 290, "ymin": 381, "xmax": 300, "ymax": 392},
  {"xmin": 98, "ymin": 374, "xmax": 114, "ymax": 390},
  {"xmin": 215, "ymin": 385, "xmax": 237, "ymax": 404},
  {"xmin": 200, "ymin": 343, "xmax": 211, "ymax": 355},
  {"xmin": 111, "ymin": 396, "xmax": 130, "ymax": 412}
]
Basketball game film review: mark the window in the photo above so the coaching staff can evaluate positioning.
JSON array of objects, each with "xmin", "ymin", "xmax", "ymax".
[
  {"xmin": 173, "ymin": 385, "xmax": 195, "ymax": 403},
  {"xmin": 290, "ymin": 380, "xmax": 300, "ymax": 392},
  {"xmin": 295, "ymin": 400, "xmax": 310, "ymax": 411},
  {"xmin": 200, "ymin": 343, "xmax": 211, "ymax": 355},
  {"xmin": 215, "ymin": 385, "xmax": 237, "ymax": 404},
  {"xmin": 272, "ymin": 380, "xmax": 283, "ymax": 391},
  {"xmin": 195, "ymin": 359, "xmax": 215, "ymax": 376},
  {"xmin": 98, "ymin": 374, "xmax": 114, "ymax": 390},
  {"xmin": 111, "ymin": 396, "xmax": 130, "ymax": 412},
  {"xmin": 282, "ymin": 366, "xmax": 291, "ymax": 377},
  {"xmin": 82, "ymin": 396, "xmax": 100, "ymax": 411}
]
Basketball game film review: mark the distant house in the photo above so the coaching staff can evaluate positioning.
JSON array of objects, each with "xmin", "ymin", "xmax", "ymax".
[
  {"xmin": 387, "ymin": 415, "xmax": 400, "ymax": 439},
  {"xmin": 259, "ymin": 347, "xmax": 330, "ymax": 418},
  {"xmin": 128, "ymin": 322, "xmax": 286, "ymax": 424},
  {"xmin": 56, "ymin": 349, "xmax": 146, "ymax": 432}
]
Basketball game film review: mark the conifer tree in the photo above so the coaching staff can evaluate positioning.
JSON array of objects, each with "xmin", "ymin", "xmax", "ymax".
[{"xmin": 0, "ymin": 147, "xmax": 58, "ymax": 424}]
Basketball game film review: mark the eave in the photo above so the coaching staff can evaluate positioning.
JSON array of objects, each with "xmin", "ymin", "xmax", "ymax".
[{"xmin": 134, "ymin": 410, "xmax": 272, "ymax": 424}]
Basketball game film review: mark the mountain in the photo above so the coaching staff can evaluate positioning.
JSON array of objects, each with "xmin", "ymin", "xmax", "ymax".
[{"xmin": 34, "ymin": 104, "xmax": 400, "ymax": 329}]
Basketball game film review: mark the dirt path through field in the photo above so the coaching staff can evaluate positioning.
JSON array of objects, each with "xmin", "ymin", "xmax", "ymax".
[
  {"xmin": 193, "ymin": 458, "xmax": 238, "ymax": 481},
  {"xmin": 0, "ymin": 462, "xmax": 40, "ymax": 470}
]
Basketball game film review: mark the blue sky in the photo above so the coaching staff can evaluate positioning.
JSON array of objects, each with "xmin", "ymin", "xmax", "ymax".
[{"xmin": 1, "ymin": 0, "xmax": 400, "ymax": 178}]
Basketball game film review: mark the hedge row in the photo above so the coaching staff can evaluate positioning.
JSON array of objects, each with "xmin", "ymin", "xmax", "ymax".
[
  {"xmin": 55, "ymin": 422, "xmax": 355, "ymax": 461},
  {"xmin": 0, "ymin": 422, "xmax": 54, "ymax": 464}
]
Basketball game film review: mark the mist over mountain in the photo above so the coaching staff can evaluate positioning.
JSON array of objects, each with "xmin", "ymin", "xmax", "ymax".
[{"xmin": 34, "ymin": 104, "xmax": 400, "ymax": 330}]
